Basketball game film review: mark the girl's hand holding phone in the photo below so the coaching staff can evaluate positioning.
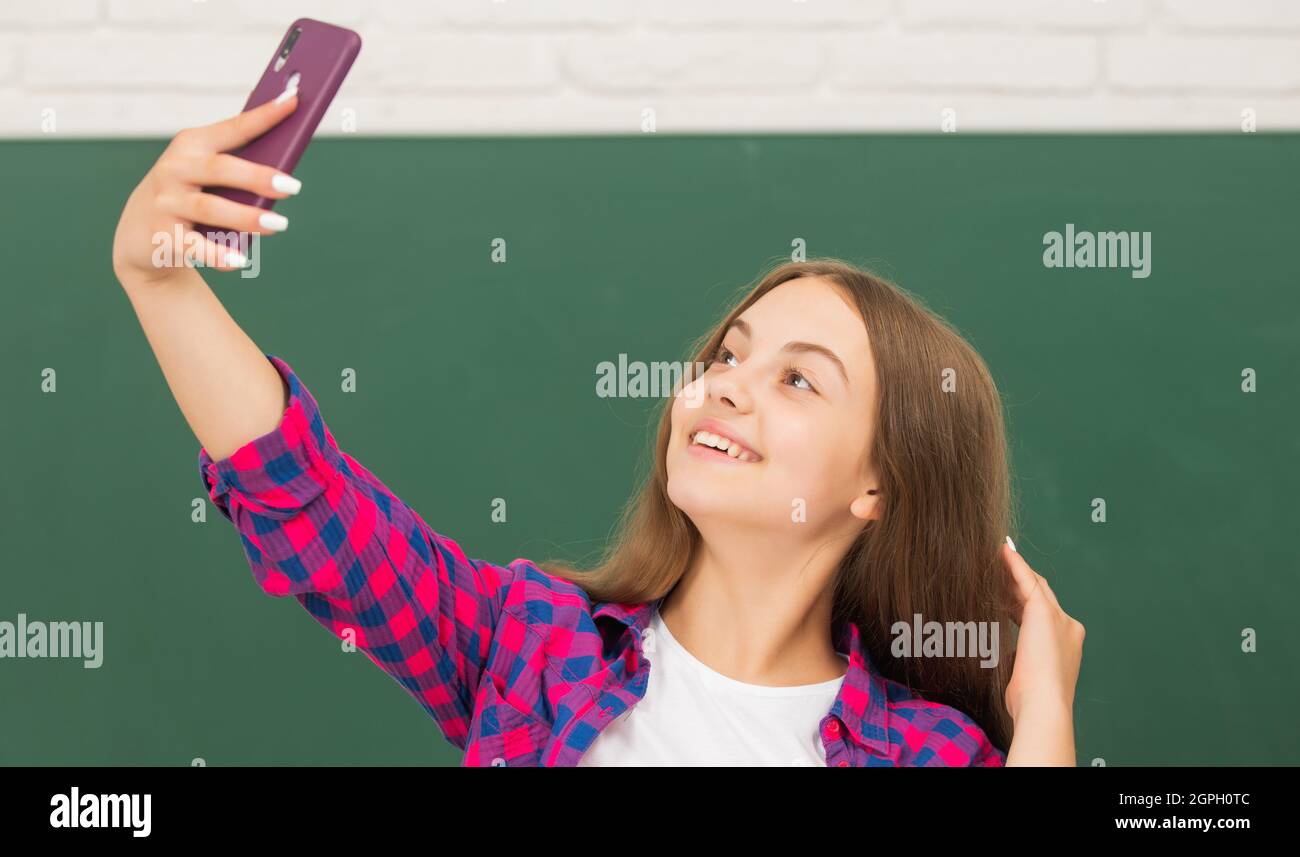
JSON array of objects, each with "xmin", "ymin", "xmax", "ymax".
[{"xmin": 111, "ymin": 92, "xmax": 303, "ymax": 288}]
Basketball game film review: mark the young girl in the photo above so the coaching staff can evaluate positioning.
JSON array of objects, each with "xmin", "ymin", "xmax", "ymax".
[{"xmin": 112, "ymin": 93, "xmax": 1084, "ymax": 767}]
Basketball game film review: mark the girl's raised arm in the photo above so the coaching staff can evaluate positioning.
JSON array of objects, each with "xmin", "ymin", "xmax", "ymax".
[
  {"xmin": 112, "ymin": 98, "xmax": 517, "ymax": 748},
  {"xmin": 112, "ymin": 94, "xmax": 306, "ymax": 462}
]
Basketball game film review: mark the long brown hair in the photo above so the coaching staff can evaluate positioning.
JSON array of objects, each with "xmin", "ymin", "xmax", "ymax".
[{"xmin": 541, "ymin": 257, "xmax": 1020, "ymax": 751}]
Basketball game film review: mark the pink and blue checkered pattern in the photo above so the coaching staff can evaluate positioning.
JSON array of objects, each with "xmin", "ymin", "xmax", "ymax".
[{"xmin": 198, "ymin": 354, "xmax": 1007, "ymax": 767}]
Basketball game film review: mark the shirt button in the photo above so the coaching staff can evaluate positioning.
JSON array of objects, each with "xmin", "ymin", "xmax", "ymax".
[
  {"xmin": 837, "ymin": 759, "xmax": 849, "ymax": 767},
  {"xmin": 825, "ymin": 720, "xmax": 841, "ymax": 736},
  {"xmin": 491, "ymin": 757, "xmax": 506, "ymax": 767}
]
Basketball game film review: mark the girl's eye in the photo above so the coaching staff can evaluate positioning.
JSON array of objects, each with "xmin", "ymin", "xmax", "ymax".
[
  {"xmin": 713, "ymin": 346, "xmax": 817, "ymax": 394},
  {"xmin": 784, "ymin": 368, "xmax": 815, "ymax": 393}
]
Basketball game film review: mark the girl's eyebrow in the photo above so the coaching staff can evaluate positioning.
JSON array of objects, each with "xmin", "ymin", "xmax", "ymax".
[{"xmin": 726, "ymin": 318, "xmax": 850, "ymax": 387}]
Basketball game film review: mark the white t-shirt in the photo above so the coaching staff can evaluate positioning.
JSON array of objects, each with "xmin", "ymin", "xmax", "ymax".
[{"xmin": 578, "ymin": 608, "xmax": 849, "ymax": 766}]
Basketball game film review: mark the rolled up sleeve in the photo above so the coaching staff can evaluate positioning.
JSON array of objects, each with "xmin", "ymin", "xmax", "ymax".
[{"xmin": 198, "ymin": 354, "xmax": 345, "ymax": 522}]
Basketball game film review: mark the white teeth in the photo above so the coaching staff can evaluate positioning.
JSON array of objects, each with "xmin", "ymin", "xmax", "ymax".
[{"xmin": 691, "ymin": 430, "xmax": 756, "ymax": 462}]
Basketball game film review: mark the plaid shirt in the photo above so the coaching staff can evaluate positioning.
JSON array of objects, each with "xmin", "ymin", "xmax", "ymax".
[{"xmin": 198, "ymin": 354, "xmax": 1007, "ymax": 767}]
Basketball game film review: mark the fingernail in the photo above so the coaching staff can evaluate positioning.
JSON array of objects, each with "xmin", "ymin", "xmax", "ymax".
[
  {"xmin": 273, "ymin": 86, "xmax": 298, "ymax": 105},
  {"xmin": 225, "ymin": 249, "xmax": 248, "ymax": 268},
  {"xmin": 271, "ymin": 173, "xmax": 301, "ymax": 195},
  {"xmin": 1006, "ymin": 536, "xmax": 1017, "ymax": 552},
  {"xmin": 259, "ymin": 212, "xmax": 289, "ymax": 232}
]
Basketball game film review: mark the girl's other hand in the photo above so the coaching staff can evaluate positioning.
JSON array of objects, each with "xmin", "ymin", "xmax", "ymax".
[
  {"xmin": 1002, "ymin": 539, "xmax": 1086, "ymax": 724},
  {"xmin": 111, "ymin": 91, "xmax": 301, "ymax": 287}
]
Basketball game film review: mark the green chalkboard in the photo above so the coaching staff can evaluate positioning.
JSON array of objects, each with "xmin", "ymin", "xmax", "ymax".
[{"xmin": 0, "ymin": 133, "xmax": 1295, "ymax": 765}]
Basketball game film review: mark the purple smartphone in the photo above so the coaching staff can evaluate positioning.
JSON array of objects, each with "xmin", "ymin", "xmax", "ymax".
[{"xmin": 195, "ymin": 18, "xmax": 361, "ymax": 250}]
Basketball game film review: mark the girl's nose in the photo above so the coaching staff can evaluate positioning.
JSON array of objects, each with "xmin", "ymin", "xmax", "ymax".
[{"xmin": 710, "ymin": 374, "xmax": 753, "ymax": 412}]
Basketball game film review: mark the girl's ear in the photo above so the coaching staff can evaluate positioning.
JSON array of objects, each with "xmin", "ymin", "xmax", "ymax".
[{"xmin": 849, "ymin": 489, "xmax": 881, "ymax": 522}]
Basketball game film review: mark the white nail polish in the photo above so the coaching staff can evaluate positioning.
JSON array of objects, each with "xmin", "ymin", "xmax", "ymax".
[
  {"xmin": 225, "ymin": 249, "xmax": 248, "ymax": 268},
  {"xmin": 271, "ymin": 173, "xmax": 301, "ymax": 195},
  {"xmin": 1006, "ymin": 536, "xmax": 1017, "ymax": 552},
  {"xmin": 259, "ymin": 212, "xmax": 289, "ymax": 232},
  {"xmin": 273, "ymin": 85, "xmax": 298, "ymax": 105}
]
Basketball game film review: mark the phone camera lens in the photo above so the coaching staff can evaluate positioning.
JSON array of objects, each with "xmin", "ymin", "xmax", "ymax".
[{"xmin": 281, "ymin": 27, "xmax": 301, "ymax": 58}]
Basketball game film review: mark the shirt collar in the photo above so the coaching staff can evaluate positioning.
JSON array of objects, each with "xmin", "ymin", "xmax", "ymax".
[{"xmin": 592, "ymin": 598, "xmax": 892, "ymax": 757}]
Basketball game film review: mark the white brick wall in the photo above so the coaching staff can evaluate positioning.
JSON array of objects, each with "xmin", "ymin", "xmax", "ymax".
[{"xmin": 1, "ymin": 0, "xmax": 1298, "ymax": 137}]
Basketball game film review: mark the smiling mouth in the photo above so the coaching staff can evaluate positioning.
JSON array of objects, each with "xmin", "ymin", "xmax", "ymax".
[{"xmin": 689, "ymin": 430, "xmax": 760, "ymax": 462}]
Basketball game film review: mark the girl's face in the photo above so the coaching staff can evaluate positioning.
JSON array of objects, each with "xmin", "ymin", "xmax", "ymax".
[{"xmin": 666, "ymin": 276, "xmax": 881, "ymax": 535}]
